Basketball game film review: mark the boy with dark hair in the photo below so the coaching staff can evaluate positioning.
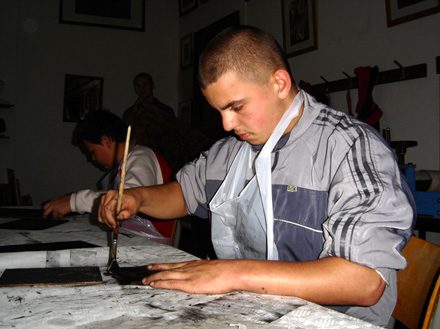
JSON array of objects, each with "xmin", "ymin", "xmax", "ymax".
[{"xmin": 43, "ymin": 110, "xmax": 175, "ymax": 242}]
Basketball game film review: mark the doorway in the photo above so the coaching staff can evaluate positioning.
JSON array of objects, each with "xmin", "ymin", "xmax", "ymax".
[{"xmin": 191, "ymin": 11, "xmax": 240, "ymax": 147}]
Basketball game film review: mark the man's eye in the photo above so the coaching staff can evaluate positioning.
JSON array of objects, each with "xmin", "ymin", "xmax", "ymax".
[{"xmin": 231, "ymin": 105, "xmax": 242, "ymax": 112}]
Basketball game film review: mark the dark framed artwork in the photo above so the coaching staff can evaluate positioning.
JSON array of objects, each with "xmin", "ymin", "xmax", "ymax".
[
  {"xmin": 282, "ymin": 0, "xmax": 317, "ymax": 57},
  {"xmin": 385, "ymin": 0, "xmax": 440, "ymax": 26},
  {"xmin": 179, "ymin": 0, "xmax": 197, "ymax": 16},
  {"xmin": 63, "ymin": 74, "xmax": 103, "ymax": 123},
  {"xmin": 59, "ymin": 0, "xmax": 145, "ymax": 31},
  {"xmin": 180, "ymin": 33, "xmax": 193, "ymax": 69},
  {"xmin": 178, "ymin": 99, "xmax": 192, "ymax": 126}
]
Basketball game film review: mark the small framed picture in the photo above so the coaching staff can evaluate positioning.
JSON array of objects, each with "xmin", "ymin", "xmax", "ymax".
[
  {"xmin": 63, "ymin": 74, "xmax": 103, "ymax": 122},
  {"xmin": 59, "ymin": 0, "xmax": 145, "ymax": 31},
  {"xmin": 178, "ymin": 99, "xmax": 192, "ymax": 126},
  {"xmin": 180, "ymin": 33, "xmax": 193, "ymax": 70},
  {"xmin": 385, "ymin": 0, "xmax": 440, "ymax": 27},
  {"xmin": 282, "ymin": 0, "xmax": 317, "ymax": 58},
  {"xmin": 179, "ymin": 0, "xmax": 197, "ymax": 16}
]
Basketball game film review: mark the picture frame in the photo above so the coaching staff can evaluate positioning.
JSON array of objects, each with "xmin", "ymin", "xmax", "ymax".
[
  {"xmin": 385, "ymin": 0, "xmax": 440, "ymax": 26},
  {"xmin": 59, "ymin": 0, "xmax": 145, "ymax": 31},
  {"xmin": 63, "ymin": 74, "xmax": 103, "ymax": 123},
  {"xmin": 282, "ymin": 0, "xmax": 317, "ymax": 58},
  {"xmin": 179, "ymin": 0, "xmax": 197, "ymax": 16},
  {"xmin": 178, "ymin": 99, "xmax": 192, "ymax": 126},
  {"xmin": 180, "ymin": 33, "xmax": 193, "ymax": 69}
]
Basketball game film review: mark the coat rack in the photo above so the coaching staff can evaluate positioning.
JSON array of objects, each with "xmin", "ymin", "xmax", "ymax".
[
  {"xmin": 312, "ymin": 61, "xmax": 427, "ymax": 94},
  {"xmin": 436, "ymin": 56, "xmax": 439, "ymax": 74}
]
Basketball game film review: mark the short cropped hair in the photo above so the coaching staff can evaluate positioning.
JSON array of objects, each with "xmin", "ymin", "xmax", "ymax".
[
  {"xmin": 134, "ymin": 72, "xmax": 154, "ymax": 85},
  {"xmin": 73, "ymin": 110, "xmax": 127, "ymax": 146},
  {"xmin": 198, "ymin": 25, "xmax": 292, "ymax": 88}
]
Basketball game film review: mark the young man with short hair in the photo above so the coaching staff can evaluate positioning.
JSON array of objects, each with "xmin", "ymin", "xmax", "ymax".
[{"xmin": 98, "ymin": 26, "xmax": 414, "ymax": 326}]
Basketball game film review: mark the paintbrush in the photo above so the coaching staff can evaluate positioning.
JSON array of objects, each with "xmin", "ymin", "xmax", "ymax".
[{"xmin": 107, "ymin": 125, "xmax": 131, "ymax": 274}]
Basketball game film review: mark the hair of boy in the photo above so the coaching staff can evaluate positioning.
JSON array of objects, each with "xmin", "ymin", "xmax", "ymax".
[
  {"xmin": 73, "ymin": 110, "xmax": 127, "ymax": 146},
  {"xmin": 198, "ymin": 25, "xmax": 293, "ymax": 88}
]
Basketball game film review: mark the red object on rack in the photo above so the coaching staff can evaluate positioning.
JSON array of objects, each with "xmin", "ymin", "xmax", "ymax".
[{"xmin": 354, "ymin": 66, "xmax": 383, "ymax": 130}]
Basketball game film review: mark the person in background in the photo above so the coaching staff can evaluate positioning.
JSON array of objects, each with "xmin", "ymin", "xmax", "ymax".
[
  {"xmin": 122, "ymin": 72, "xmax": 175, "ymax": 124},
  {"xmin": 122, "ymin": 73, "xmax": 208, "ymax": 173},
  {"xmin": 98, "ymin": 26, "xmax": 415, "ymax": 326},
  {"xmin": 43, "ymin": 110, "xmax": 176, "ymax": 243}
]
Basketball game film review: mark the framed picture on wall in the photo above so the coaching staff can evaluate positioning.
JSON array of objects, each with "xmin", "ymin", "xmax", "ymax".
[
  {"xmin": 180, "ymin": 33, "xmax": 193, "ymax": 69},
  {"xmin": 63, "ymin": 74, "xmax": 103, "ymax": 123},
  {"xmin": 282, "ymin": 0, "xmax": 317, "ymax": 58},
  {"xmin": 59, "ymin": 0, "xmax": 145, "ymax": 31},
  {"xmin": 385, "ymin": 0, "xmax": 440, "ymax": 26},
  {"xmin": 179, "ymin": 0, "xmax": 197, "ymax": 16},
  {"xmin": 178, "ymin": 99, "xmax": 192, "ymax": 126}
]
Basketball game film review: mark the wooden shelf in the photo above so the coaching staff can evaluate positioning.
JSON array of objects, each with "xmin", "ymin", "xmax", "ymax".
[{"xmin": 437, "ymin": 56, "xmax": 439, "ymax": 74}]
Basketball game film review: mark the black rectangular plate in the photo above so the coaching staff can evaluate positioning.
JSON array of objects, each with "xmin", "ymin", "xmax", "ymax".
[
  {"xmin": 0, "ymin": 218, "xmax": 68, "ymax": 230},
  {"xmin": 0, "ymin": 240, "xmax": 99, "ymax": 253},
  {"xmin": 0, "ymin": 207, "xmax": 43, "ymax": 218},
  {"xmin": 0, "ymin": 266, "xmax": 103, "ymax": 287}
]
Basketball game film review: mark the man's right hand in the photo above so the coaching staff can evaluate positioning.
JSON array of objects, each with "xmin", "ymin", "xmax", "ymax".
[{"xmin": 98, "ymin": 189, "xmax": 141, "ymax": 230}]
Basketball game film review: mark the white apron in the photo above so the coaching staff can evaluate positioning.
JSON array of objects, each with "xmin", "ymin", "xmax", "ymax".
[{"xmin": 209, "ymin": 90, "xmax": 305, "ymax": 260}]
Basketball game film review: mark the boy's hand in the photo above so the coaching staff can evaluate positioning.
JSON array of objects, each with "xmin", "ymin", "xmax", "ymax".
[{"xmin": 42, "ymin": 195, "xmax": 71, "ymax": 218}]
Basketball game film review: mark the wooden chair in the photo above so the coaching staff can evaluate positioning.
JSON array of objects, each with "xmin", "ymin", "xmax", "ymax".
[
  {"xmin": 0, "ymin": 169, "xmax": 32, "ymax": 206},
  {"xmin": 150, "ymin": 151, "xmax": 177, "ymax": 245},
  {"xmin": 422, "ymin": 274, "xmax": 440, "ymax": 329},
  {"xmin": 0, "ymin": 169, "xmax": 21, "ymax": 206},
  {"xmin": 393, "ymin": 236, "xmax": 440, "ymax": 329}
]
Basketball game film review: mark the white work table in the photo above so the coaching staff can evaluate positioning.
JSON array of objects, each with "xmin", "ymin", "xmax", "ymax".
[{"xmin": 0, "ymin": 213, "xmax": 383, "ymax": 329}]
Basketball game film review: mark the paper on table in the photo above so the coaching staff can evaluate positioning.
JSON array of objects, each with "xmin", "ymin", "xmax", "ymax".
[{"xmin": 0, "ymin": 247, "xmax": 109, "ymax": 274}]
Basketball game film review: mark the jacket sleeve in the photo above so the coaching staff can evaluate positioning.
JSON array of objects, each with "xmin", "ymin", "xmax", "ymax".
[
  {"xmin": 69, "ymin": 189, "xmax": 104, "ymax": 214},
  {"xmin": 320, "ymin": 129, "xmax": 415, "ymax": 283}
]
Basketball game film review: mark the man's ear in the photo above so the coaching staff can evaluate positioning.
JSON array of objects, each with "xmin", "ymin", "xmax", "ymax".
[{"xmin": 272, "ymin": 69, "xmax": 292, "ymax": 99}]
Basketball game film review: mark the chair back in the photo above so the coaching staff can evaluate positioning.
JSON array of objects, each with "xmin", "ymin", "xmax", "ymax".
[
  {"xmin": 0, "ymin": 169, "xmax": 21, "ymax": 206},
  {"xmin": 393, "ymin": 236, "xmax": 440, "ymax": 329},
  {"xmin": 149, "ymin": 151, "xmax": 177, "ymax": 241},
  {"xmin": 422, "ymin": 274, "xmax": 440, "ymax": 329}
]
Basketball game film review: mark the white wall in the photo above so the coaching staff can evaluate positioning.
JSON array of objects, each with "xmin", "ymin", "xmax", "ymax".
[
  {"xmin": 180, "ymin": 0, "xmax": 440, "ymax": 172},
  {"xmin": 0, "ymin": 0, "xmax": 178, "ymax": 205},
  {"xmin": 289, "ymin": 0, "xmax": 440, "ymax": 171}
]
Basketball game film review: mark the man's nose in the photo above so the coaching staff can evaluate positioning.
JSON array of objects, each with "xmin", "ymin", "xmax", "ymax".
[{"xmin": 221, "ymin": 112, "xmax": 237, "ymax": 132}]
